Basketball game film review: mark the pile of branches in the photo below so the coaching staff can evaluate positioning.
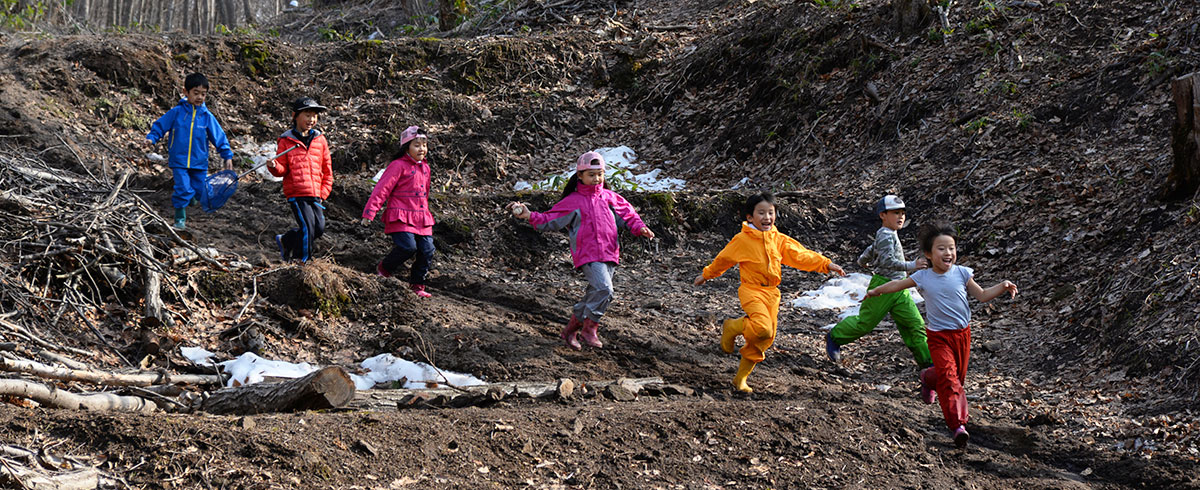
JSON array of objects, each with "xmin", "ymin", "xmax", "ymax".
[{"xmin": 0, "ymin": 150, "xmax": 243, "ymax": 408}]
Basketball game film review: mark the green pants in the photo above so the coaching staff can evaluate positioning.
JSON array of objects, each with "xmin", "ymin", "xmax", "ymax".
[{"xmin": 830, "ymin": 274, "xmax": 931, "ymax": 368}]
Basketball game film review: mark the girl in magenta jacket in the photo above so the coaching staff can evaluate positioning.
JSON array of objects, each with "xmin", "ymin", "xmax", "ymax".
[
  {"xmin": 507, "ymin": 151, "xmax": 655, "ymax": 350},
  {"xmin": 361, "ymin": 126, "xmax": 435, "ymax": 298}
]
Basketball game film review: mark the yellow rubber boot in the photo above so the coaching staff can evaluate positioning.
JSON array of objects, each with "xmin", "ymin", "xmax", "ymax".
[
  {"xmin": 720, "ymin": 317, "xmax": 745, "ymax": 354},
  {"xmin": 733, "ymin": 358, "xmax": 757, "ymax": 393}
]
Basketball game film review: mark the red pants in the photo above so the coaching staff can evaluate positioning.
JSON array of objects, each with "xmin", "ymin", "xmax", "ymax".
[{"xmin": 926, "ymin": 326, "xmax": 971, "ymax": 431}]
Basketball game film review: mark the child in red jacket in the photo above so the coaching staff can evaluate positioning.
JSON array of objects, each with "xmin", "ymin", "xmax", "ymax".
[
  {"xmin": 360, "ymin": 126, "xmax": 435, "ymax": 298},
  {"xmin": 269, "ymin": 97, "xmax": 333, "ymax": 263}
]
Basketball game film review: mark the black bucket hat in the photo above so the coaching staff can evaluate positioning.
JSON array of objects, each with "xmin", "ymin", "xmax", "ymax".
[{"xmin": 291, "ymin": 97, "xmax": 327, "ymax": 113}]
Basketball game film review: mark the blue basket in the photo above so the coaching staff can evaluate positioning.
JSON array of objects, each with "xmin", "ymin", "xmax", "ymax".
[{"xmin": 203, "ymin": 170, "xmax": 239, "ymax": 212}]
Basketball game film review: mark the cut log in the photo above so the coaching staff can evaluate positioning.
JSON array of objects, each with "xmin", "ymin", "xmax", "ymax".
[
  {"xmin": 350, "ymin": 377, "xmax": 666, "ymax": 410},
  {"xmin": 0, "ymin": 356, "xmax": 223, "ymax": 387},
  {"xmin": 0, "ymin": 379, "xmax": 156, "ymax": 412},
  {"xmin": 1162, "ymin": 71, "xmax": 1200, "ymax": 200},
  {"xmin": 197, "ymin": 366, "xmax": 356, "ymax": 415}
]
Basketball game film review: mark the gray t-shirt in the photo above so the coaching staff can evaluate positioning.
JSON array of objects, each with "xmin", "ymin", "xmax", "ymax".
[{"xmin": 911, "ymin": 265, "xmax": 974, "ymax": 332}]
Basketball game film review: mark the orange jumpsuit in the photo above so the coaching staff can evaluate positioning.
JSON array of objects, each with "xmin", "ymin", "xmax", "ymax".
[{"xmin": 702, "ymin": 223, "xmax": 832, "ymax": 362}]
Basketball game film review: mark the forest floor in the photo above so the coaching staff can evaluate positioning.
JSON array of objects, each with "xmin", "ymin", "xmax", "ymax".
[{"xmin": 0, "ymin": 0, "xmax": 1199, "ymax": 488}]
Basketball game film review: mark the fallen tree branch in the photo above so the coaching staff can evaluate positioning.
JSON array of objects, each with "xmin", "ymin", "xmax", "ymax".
[
  {"xmin": 0, "ymin": 356, "xmax": 222, "ymax": 387},
  {"xmin": 0, "ymin": 379, "xmax": 156, "ymax": 412}
]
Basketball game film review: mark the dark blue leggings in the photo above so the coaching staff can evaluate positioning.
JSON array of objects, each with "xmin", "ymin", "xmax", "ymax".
[
  {"xmin": 381, "ymin": 232, "xmax": 434, "ymax": 285},
  {"xmin": 281, "ymin": 197, "xmax": 326, "ymax": 262}
]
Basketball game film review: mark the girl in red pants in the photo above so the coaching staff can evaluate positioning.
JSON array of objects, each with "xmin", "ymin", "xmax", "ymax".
[{"xmin": 865, "ymin": 221, "xmax": 1017, "ymax": 448}]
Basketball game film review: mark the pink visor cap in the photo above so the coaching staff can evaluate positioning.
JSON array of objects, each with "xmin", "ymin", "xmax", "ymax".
[
  {"xmin": 400, "ymin": 126, "xmax": 427, "ymax": 145},
  {"xmin": 576, "ymin": 151, "xmax": 606, "ymax": 172}
]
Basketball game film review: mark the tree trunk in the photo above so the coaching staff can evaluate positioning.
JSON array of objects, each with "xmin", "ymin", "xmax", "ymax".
[
  {"xmin": 891, "ymin": 0, "xmax": 932, "ymax": 37},
  {"xmin": 1162, "ymin": 72, "xmax": 1200, "ymax": 200},
  {"xmin": 197, "ymin": 366, "xmax": 356, "ymax": 415},
  {"xmin": 437, "ymin": 0, "xmax": 454, "ymax": 31}
]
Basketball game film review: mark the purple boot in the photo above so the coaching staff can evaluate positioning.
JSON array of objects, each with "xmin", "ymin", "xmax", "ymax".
[
  {"xmin": 579, "ymin": 319, "xmax": 603, "ymax": 348},
  {"xmin": 561, "ymin": 315, "xmax": 582, "ymax": 350}
]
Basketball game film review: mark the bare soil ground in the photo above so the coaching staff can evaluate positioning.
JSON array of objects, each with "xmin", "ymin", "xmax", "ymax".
[{"xmin": 1, "ymin": 0, "xmax": 1199, "ymax": 488}]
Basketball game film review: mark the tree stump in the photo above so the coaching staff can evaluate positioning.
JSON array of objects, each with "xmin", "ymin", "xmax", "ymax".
[
  {"xmin": 1162, "ymin": 72, "xmax": 1200, "ymax": 200},
  {"xmin": 892, "ymin": 0, "xmax": 932, "ymax": 37},
  {"xmin": 198, "ymin": 366, "xmax": 356, "ymax": 415}
]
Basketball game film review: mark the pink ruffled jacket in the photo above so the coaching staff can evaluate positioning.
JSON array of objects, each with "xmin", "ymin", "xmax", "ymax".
[
  {"xmin": 528, "ymin": 183, "xmax": 648, "ymax": 268},
  {"xmin": 362, "ymin": 155, "xmax": 434, "ymax": 235}
]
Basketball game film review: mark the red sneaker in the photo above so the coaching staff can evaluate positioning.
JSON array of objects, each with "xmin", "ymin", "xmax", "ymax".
[{"xmin": 410, "ymin": 284, "xmax": 431, "ymax": 298}]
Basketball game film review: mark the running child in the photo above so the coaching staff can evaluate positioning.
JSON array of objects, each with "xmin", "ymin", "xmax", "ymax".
[
  {"xmin": 361, "ymin": 126, "xmax": 436, "ymax": 298},
  {"xmin": 506, "ymin": 151, "xmax": 655, "ymax": 350},
  {"xmin": 865, "ymin": 221, "xmax": 1017, "ymax": 448},
  {"xmin": 694, "ymin": 192, "xmax": 845, "ymax": 393},
  {"xmin": 269, "ymin": 97, "xmax": 332, "ymax": 263},
  {"xmin": 144, "ymin": 72, "xmax": 234, "ymax": 230},
  {"xmin": 825, "ymin": 195, "xmax": 932, "ymax": 372}
]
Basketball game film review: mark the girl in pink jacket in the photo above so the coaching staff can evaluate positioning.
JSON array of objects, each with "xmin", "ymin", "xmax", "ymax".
[
  {"xmin": 507, "ymin": 151, "xmax": 655, "ymax": 350},
  {"xmin": 361, "ymin": 126, "xmax": 435, "ymax": 298}
]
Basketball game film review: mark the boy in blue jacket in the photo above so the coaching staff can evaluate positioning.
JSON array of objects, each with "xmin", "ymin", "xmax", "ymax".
[{"xmin": 144, "ymin": 73, "xmax": 234, "ymax": 229}]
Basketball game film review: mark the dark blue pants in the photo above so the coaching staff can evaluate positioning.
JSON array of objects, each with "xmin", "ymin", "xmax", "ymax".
[
  {"xmin": 171, "ymin": 167, "xmax": 208, "ymax": 209},
  {"xmin": 281, "ymin": 197, "xmax": 325, "ymax": 262},
  {"xmin": 381, "ymin": 232, "xmax": 434, "ymax": 285}
]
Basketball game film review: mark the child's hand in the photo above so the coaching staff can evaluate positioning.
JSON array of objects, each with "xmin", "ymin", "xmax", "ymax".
[
  {"xmin": 828, "ymin": 263, "xmax": 846, "ymax": 277},
  {"xmin": 506, "ymin": 202, "xmax": 531, "ymax": 220},
  {"xmin": 141, "ymin": 139, "xmax": 153, "ymax": 149},
  {"xmin": 638, "ymin": 227, "xmax": 656, "ymax": 239},
  {"xmin": 865, "ymin": 287, "xmax": 880, "ymax": 299},
  {"xmin": 693, "ymin": 273, "xmax": 707, "ymax": 286},
  {"xmin": 914, "ymin": 256, "xmax": 929, "ymax": 269},
  {"xmin": 359, "ymin": 218, "xmax": 371, "ymax": 227},
  {"xmin": 223, "ymin": 159, "xmax": 233, "ymax": 171},
  {"xmin": 1002, "ymin": 280, "xmax": 1018, "ymax": 299}
]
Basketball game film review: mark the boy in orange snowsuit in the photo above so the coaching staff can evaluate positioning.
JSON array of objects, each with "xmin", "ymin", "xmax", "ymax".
[{"xmin": 695, "ymin": 193, "xmax": 845, "ymax": 393}]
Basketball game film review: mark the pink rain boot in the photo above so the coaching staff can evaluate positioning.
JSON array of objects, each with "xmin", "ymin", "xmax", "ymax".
[
  {"xmin": 579, "ymin": 319, "xmax": 603, "ymax": 348},
  {"xmin": 919, "ymin": 367, "xmax": 936, "ymax": 404},
  {"xmin": 410, "ymin": 284, "xmax": 432, "ymax": 298},
  {"xmin": 561, "ymin": 315, "xmax": 582, "ymax": 351}
]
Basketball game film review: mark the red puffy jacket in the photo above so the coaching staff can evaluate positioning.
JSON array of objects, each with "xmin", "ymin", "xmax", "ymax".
[{"xmin": 270, "ymin": 129, "xmax": 333, "ymax": 199}]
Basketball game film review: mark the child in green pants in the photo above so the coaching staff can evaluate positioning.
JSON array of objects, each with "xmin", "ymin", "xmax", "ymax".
[{"xmin": 825, "ymin": 195, "xmax": 932, "ymax": 372}]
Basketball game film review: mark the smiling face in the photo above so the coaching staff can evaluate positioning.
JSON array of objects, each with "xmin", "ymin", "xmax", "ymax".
[
  {"xmin": 880, "ymin": 209, "xmax": 906, "ymax": 230},
  {"xmin": 579, "ymin": 168, "xmax": 604, "ymax": 186},
  {"xmin": 407, "ymin": 137, "xmax": 428, "ymax": 161},
  {"xmin": 924, "ymin": 234, "xmax": 957, "ymax": 273},
  {"xmin": 747, "ymin": 201, "xmax": 776, "ymax": 230},
  {"xmin": 185, "ymin": 86, "xmax": 208, "ymax": 106},
  {"xmin": 294, "ymin": 110, "xmax": 320, "ymax": 133}
]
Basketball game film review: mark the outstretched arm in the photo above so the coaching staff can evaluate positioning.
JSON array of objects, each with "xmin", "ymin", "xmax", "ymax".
[
  {"xmin": 967, "ymin": 278, "xmax": 1018, "ymax": 302},
  {"xmin": 866, "ymin": 277, "xmax": 917, "ymax": 298}
]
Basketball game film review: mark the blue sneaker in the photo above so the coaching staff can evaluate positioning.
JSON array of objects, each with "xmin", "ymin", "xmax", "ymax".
[
  {"xmin": 825, "ymin": 332, "xmax": 842, "ymax": 363},
  {"xmin": 274, "ymin": 234, "xmax": 286, "ymax": 261}
]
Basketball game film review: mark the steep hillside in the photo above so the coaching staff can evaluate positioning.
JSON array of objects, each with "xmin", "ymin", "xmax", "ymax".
[{"xmin": 0, "ymin": 0, "xmax": 1198, "ymax": 488}]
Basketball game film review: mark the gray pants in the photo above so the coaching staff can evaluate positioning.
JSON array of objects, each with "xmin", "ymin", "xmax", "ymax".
[{"xmin": 573, "ymin": 262, "xmax": 616, "ymax": 321}]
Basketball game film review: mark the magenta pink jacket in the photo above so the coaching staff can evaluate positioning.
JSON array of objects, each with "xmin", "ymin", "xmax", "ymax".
[
  {"xmin": 362, "ymin": 155, "xmax": 434, "ymax": 235},
  {"xmin": 528, "ymin": 183, "xmax": 648, "ymax": 268}
]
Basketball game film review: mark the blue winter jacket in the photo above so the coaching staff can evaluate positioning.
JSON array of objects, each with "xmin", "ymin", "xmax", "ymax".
[{"xmin": 146, "ymin": 99, "xmax": 234, "ymax": 170}]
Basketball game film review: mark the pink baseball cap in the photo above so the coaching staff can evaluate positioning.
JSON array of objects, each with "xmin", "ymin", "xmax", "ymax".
[
  {"xmin": 576, "ymin": 151, "xmax": 605, "ymax": 172},
  {"xmin": 400, "ymin": 126, "xmax": 427, "ymax": 145}
]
